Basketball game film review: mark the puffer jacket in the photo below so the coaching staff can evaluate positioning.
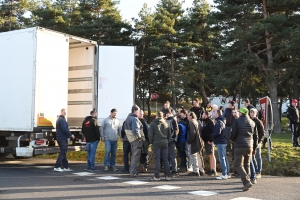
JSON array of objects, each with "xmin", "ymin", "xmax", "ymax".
[{"xmin": 230, "ymin": 114, "xmax": 258, "ymax": 150}]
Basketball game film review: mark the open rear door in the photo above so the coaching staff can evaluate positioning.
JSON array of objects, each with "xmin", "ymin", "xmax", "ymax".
[{"xmin": 97, "ymin": 46, "xmax": 135, "ymax": 123}]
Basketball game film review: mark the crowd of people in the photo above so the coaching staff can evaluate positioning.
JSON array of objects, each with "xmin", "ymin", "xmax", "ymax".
[{"xmin": 53, "ymin": 98, "xmax": 300, "ymax": 192}]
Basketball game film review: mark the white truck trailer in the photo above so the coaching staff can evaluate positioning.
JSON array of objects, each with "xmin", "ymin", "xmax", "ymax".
[{"xmin": 0, "ymin": 27, "xmax": 135, "ymax": 158}]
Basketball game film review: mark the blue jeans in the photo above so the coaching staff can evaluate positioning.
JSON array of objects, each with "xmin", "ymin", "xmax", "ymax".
[
  {"xmin": 55, "ymin": 139, "xmax": 68, "ymax": 168},
  {"xmin": 176, "ymin": 142, "xmax": 187, "ymax": 168},
  {"xmin": 104, "ymin": 140, "xmax": 118, "ymax": 167},
  {"xmin": 123, "ymin": 141, "xmax": 131, "ymax": 170},
  {"xmin": 253, "ymin": 143, "xmax": 262, "ymax": 173},
  {"xmin": 216, "ymin": 144, "xmax": 230, "ymax": 176},
  {"xmin": 86, "ymin": 140, "xmax": 99, "ymax": 168},
  {"xmin": 250, "ymin": 156, "xmax": 256, "ymax": 180}
]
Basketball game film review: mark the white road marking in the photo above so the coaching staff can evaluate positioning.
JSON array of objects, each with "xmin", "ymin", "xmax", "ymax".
[
  {"xmin": 123, "ymin": 180, "xmax": 149, "ymax": 185},
  {"xmin": 96, "ymin": 176, "xmax": 120, "ymax": 180},
  {"xmin": 189, "ymin": 190, "xmax": 218, "ymax": 196},
  {"xmin": 72, "ymin": 172, "xmax": 95, "ymax": 176},
  {"xmin": 153, "ymin": 185, "xmax": 181, "ymax": 190}
]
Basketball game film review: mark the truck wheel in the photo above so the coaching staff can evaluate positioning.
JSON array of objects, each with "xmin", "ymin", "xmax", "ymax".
[
  {"xmin": 0, "ymin": 153, "xmax": 9, "ymax": 157},
  {"xmin": 12, "ymin": 154, "xmax": 29, "ymax": 159}
]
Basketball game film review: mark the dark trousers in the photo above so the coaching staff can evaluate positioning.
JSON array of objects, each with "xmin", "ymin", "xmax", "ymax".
[
  {"xmin": 225, "ymin": 126, "xmax": 232, "ymax": 152},
  {"xmin": 55, "ymin": 139, "xmax": 68, "ymax": 168},
  {"xmin": 123, "ymin": 141, "xmax": 131, "ymax": 171},
  {"xmin": 130, "ymin": 140, "xmax": 143, "ymax": 175},
  {"xmin": 140, "ymin": 140, "xmax": 149, "ymax": 168},
  {"xmin": 291, "ymin": 124, "xmax": 300, "ymax": 144},
  {"xmin": 234, "ymin": 147, "xmax": 252, "ymax": 186},
  {"xmin": 176, "ymin": 142, "xmax": 187, "ymax": 168},
  {"xmin": 153, "ymin": 145, "xmax": 170, "ymax": 178}
]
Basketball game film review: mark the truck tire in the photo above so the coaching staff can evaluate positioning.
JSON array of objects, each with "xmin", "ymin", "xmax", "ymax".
[
  {"xmin": 12, "ymin": 154, "xmax": 29, "ymax": 159},
  {"xmin": 0, "ymin": 153, "xmax": 9, "ymax": 157}
]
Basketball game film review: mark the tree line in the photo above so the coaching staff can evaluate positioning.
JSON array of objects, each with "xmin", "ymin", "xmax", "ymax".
[{"xmin": 1, "ymin": 0, "xmax": 300, "ymax": 133}]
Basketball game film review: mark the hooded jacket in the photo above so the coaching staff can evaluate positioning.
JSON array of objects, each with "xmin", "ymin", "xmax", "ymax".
[
  {"xmin": 230, "ymin": 114, "xmax": 258, "ymax": 149},
  {"xmin": 123, "ymin": 113, "xmax": 145, "ymax": 143},
  {"xmin": 82, "ymin": 116, "xmax": 100, "ymax": 143},
  {"xmin": 211, "ymin": 117, "xmax": 226, "ymax": 144},
  {"xmin": 187, "ymin": 119, "xmax": 204, "ymax": 154},
  {"xmin": 56, "ymin": 115, "xmax": 72, "ymax": 140},
  {"xmin": 148, "ymin": 118, "xmax": 171, "ymax": 148},
  {"xmin": 202, "ymin": 117, "xmax": 214, "ymax": 143}
]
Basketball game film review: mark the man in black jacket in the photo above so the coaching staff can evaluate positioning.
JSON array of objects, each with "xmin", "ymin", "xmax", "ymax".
[
  {"xmin": 250, "ymin": 108, "xmax": 264, "ymax": 180},
  {"xmin": 287, "ymin": 99, "xmax": 300, "ymax": 147},
  {"xmin": 244, "ymin": 99, "xmax": 255, "ymax": 114},
  {"xmin": 166, "ymin": 109, "xmax": 179, "ymax": 177},
  {"xmin": 190, "ymin": 98, "xmax": 205, "ymax": 121},
  {"xmin": 230, "ymin": 107, "xmax": 258, "ymax": 191},
  {"xmin": 82, "ymin": 110, "xmax": 100, "ymax": 171},
  {"xmin": 139, "ymin": 110, "xmax": 150, "ymax": 172},
  {"xmin": 222, "ymin": 101, "xmax": 235, "ymax": 152},
  {"xmin": 202, "ymin": 111, "xmax": 217, "ymax": 176}
]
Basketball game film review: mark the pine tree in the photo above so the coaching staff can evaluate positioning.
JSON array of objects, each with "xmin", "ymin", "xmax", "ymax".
[{"xmin": 0, "ymin": 0, "xmax": 30, "ymax": 32}]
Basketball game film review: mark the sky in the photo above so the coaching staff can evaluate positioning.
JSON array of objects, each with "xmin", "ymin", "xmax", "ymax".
[{"xmin": 116, "ymin": 0, "xmax": 214, "ymax": 22}]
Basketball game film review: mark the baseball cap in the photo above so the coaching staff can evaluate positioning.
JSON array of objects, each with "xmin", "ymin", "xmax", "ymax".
[
  {"xmin": 239, "ymin": 107, "xmax": 248, "ymax": 115},
  {"xmin": 250, "ymin": 108, "xmax": 258, "ymax": 113},
  {"xmin": 292, "ymin": 99, "xmax": 298, "ymax": 103}
]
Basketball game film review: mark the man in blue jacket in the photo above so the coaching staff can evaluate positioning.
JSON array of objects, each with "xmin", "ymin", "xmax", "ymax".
[{"xmin": 54, "ymin": 109, "xmax": 74, "ymax": 172}]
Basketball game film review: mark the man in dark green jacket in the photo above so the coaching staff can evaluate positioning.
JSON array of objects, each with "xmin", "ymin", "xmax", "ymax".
[{"xmin": 149, "ymin": 111, "xmax": 171, "ymax": 181}]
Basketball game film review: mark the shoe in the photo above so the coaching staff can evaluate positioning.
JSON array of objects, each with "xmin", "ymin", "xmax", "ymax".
[
  {"xmin": 256, "ymin": 173, "xmax": 261, "ymax": 179},
  {"xmin": 207, "ymin": 170, "xmax": 217, "ymax": 176},
  {"xmin": 151, "ymin": 177, "xmax": 160, "ymax": 181},
  {"xmin": 84, "ymin": 167, "xmax": 91, "ymax": 171},
  {"xmin": 293, "ymin": 144, "xmax": 299, "ymax": 148},
  {"xmin": 54, "ymin": 167, "xmax": 64, "ymax": 172},
  {"xmin": 104, "ymin": 166, "xmax": 109, "ymax": 171},
  {"xmin": 139, "ymin": 167, "xmax": 147, "ymax": 173},
  {"xmin": 121, "ymin": 169, "xmax": 129, "ymax": 173},
  {"xmin": 90, "ymin": 167, "xmax": 100, "ymax": 171},
  {"xmin": 171, "ymin": 171, "xmax": 179, "ymax": 177},
  {"xmin": 165, "ymin": 176, "xmax": 171, "ymax": 181},
  {"xmin": 63, "ymin": 168, "xmax": 73, "ymax": 172},
  {"xmin": 188, "ymin": 172, "xmax": 200, "ymax": 176},
  {"xmin": 243, "ymin": 182, "xmax": 253, "ymax": 191},
  {"xmin": 188, "ymin": 166, "xmax": 193, "ymax": 172},
  {"xmin": 130, "ymin": 173, "xmax": 137, "ymax": 178},
  {"xmin": 227, "ymin": 175, "xmax": 231, "ymax": 179},
  {"xmin": 251, "ymin": 179, "xmax": 257, "ymax": 184},
  {"xmin": 199, "ymin": 170, "xmax": 205, "ymax": 176},
  {"xmin": 233, "ymin": 171, "xmax": 239, "ymax": 176},
  {"xmin": 178, "ymin": 167, "xmax": 187, "ymax": 173},
  {"xmin": 216, "ymin": 175, "xmax": 228, "ymax": 180},
  {"xmin": 110, "ymin": 166, "xmax": 118, "ymax": 171}
]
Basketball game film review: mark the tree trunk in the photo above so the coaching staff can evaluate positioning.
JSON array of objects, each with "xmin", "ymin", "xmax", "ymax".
[
  {"xmin": 292, "ymin": 71, "xmax": 299, "ymax": 100},
  {"xmin": 262, "ymin": 0, "xmax": 281, "ymax": 133},
  {"xmin": 266, "ymin": 78, "xmax": 281, "ymax": 133},
  {"xmin": 171, "ymin": 49, "xmax": 176, "ymax": 108},
  {"xmin": 146, "ymin": 95, "xmax": 151, "ymax": 124}
]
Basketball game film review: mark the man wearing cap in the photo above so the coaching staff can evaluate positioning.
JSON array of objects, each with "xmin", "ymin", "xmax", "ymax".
[
  {"xmin": 287, "ymin": 99, "xmax": 300, "ymax": 147},
  {"xmin": 244, "ymin": 99, "xmax": 255, "ymax": 114},
  {"xmin": 249, "ymin": 108, "xmax": 265, "ymax": 182},
  {"xmin": 230, "ymin": 107, "xmax": 258, "ymax": 191},
  {"xmin": 222, "ymin": 101, "xmax": 236, "ymax": 153}
]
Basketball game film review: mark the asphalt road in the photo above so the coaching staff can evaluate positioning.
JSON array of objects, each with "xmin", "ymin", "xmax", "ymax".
[{"xmin": 0, "ymin": 156, "xmax": 299, "ymax": 200}]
